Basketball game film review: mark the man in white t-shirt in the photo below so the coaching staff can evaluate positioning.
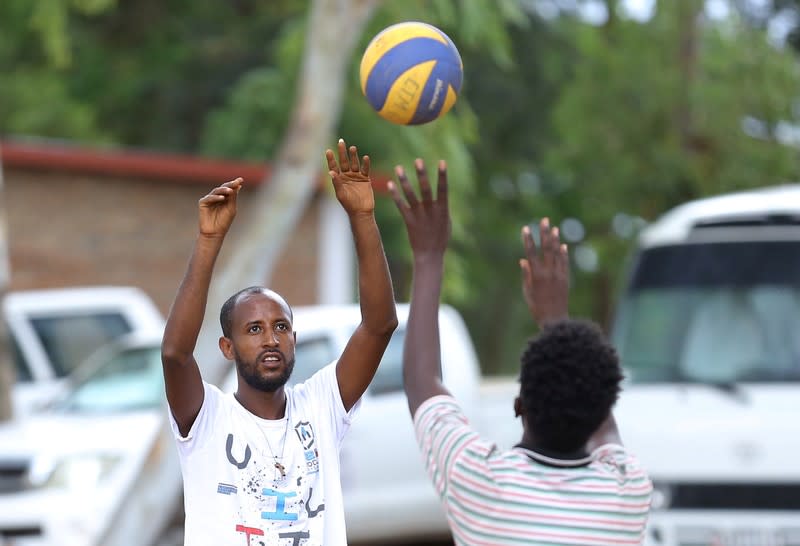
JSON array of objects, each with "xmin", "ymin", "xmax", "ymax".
[{"xmin": 161, "ymin": 139, "xmax": 397, "ymax": 546}]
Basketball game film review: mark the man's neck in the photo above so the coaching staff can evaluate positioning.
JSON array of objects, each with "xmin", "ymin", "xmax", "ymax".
[
  {"xmin": 234, "ymin": 385, "xmax": 287, "ymax": 420},
  {"xmin": 517, "ymin": 433, "xmax": 589, "ymax": 461}
]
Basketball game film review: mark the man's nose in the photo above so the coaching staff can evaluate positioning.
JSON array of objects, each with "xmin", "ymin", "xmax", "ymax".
[{"xmin": 262, "ymin": 329, "xmax": 279, "ymax": 346}]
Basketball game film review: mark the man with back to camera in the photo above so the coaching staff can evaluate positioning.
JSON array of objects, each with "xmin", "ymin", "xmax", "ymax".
[
  {"xmin": 160, "ymin": 138, "xmax": 398, "ymax": 546},
  {"xmin": 388, "ymin": 158, "xmax": 652, "ymax": 545}
]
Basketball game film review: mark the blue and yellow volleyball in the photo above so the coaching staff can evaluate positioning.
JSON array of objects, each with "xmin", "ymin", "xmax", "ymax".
[{"xmin": 360, "ymin": 22, "xmax": 463, "ymax": 125}]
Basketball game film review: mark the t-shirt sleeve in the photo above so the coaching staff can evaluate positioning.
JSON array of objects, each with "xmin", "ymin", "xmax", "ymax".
[
  {"xmin": 296, "ymin": 361, "xmax": 360, "ymax": 447},
  {"xmin": 591, "ymin": 443, "xmax": 654, "ymax": 494},
  {"xmin": 168, "ymin": 381, "xmax": 223, "ymax": 455},
  {"xmin": 413, "ymin": 394, "xmax": 497, "ymax": 498}
]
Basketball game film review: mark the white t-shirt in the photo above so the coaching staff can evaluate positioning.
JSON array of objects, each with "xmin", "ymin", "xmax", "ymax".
[{"xmin": 169, "ymin": 362, "xmax": 358, "ymax": 546}]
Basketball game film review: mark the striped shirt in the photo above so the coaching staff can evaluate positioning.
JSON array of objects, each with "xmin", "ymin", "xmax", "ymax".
[{"xmin": 413, "ymin": 395, "xmax": 652, "ymax": 546}]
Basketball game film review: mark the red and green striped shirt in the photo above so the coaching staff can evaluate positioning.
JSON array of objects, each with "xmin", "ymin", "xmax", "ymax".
[{"xmin": 413, "ymin": 395, "xmax": 652, "ymax": 545}]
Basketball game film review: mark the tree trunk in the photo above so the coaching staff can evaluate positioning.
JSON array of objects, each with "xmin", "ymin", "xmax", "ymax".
[{"xmin": 195, "ymin": 0, "xmax": 380, "ymax": 384}]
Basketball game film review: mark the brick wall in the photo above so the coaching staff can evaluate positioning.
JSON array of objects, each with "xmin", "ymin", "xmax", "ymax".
[{"xmin": 4, "ymin": 169, "xmax": 321, "ymax": 314}]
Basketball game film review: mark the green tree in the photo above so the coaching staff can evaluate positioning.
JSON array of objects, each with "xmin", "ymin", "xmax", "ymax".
[
  {"xmin": 543, "ymin": 0, "xmax": 800, "ymax": 328},
  {"xmin": 0, "ymin": 0, "xmax": 112, "ymax": 140}
]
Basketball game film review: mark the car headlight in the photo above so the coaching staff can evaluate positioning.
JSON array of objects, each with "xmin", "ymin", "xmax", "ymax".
[
  {"xmin": 649, "ymin": 481, "xmax": 673, "ymax": 510},
  {"xmin": 28, "ymin": 453, "xmax": 121, "ymax": 490}
]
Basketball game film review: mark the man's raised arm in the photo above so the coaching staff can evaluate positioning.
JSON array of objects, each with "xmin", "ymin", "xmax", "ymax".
[
  {"xmin": 389, "ymin": 159, "xmax": 452, "ymax": 416},
  {"xmin": 161, "ymin": 177, "xmax": 242, "ymax": 436},
  {"xmin": 326, "ymin": 139, "xmax": 398, "ymax": 411}
]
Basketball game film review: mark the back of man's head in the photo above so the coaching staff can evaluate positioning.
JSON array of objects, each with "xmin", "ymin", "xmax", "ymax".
[{"xmin": 519, "ymin": 319, "xmax": 623, "ymax": 452}]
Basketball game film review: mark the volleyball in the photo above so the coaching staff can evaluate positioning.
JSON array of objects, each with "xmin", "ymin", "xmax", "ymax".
[{"xmin": 360, "ymin": 22, "xmax": 463, "ymax": 126}]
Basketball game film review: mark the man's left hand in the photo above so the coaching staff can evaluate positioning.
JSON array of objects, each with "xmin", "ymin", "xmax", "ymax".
[{"xmin": 326, "ymin": 138, "xmax": 374, "ymax": 216}]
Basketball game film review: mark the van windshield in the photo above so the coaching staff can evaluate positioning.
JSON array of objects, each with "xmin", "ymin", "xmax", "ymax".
[
  {"xmin": 290, "ymin": 328, "xmax": 407, "ymax": 395},
  {"xmin": 30, "ymin": 313, "xmax": 131, "ymax": 377},
  {"xmin": 61, "ymin": 343, "xmax": 164, "ymax": 413},
  {"xmin": 612, "ymin": 241, "xmax": 800, "ymax": 384}
]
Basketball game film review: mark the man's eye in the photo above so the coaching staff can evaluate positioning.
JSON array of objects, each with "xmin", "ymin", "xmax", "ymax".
[
  {"xmin": 249, "ymin": 325, "xmax": 262, "ymax": 333},
  {"xmin": 276, "ymin": 323, "xmax": 288, "ymax": 332}
]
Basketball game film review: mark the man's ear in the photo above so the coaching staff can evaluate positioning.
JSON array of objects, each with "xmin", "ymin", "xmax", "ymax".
[
  {"xmin": 219, "ymin": 336, "xmax": 235, "ymax": 360},
  {"xmin": 514, "ymin": 396, "xmax": 522, "ymax": 418}
]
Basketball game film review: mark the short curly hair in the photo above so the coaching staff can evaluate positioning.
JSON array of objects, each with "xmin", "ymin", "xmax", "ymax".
[{"xmin": 519, "ymin": 319, "xmax": 623, "ymax": 452}]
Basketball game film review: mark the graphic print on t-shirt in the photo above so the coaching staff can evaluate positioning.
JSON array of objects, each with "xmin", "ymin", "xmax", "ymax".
[
  {"xmin": 222, "ymin": 415, "xmax": 327, "ymax": 545},
  {"xmin": 294, "ymin": 420, "xmax": 321, "ymax": 474}
]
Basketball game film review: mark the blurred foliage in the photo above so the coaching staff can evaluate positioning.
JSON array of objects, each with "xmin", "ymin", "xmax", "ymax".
[
  {"xmin": 543, "ymin": 1, "xmax": 800, "ymax": 334},
  {"xmin": 2, "ymin": 0, "xmax": 799, "ymax": 374}
]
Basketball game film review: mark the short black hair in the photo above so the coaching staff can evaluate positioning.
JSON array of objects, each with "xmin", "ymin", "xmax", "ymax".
[
  {"xmin": 220, "ymin": 286, "xmax": 267, "ymax": 338},
  {"xmin": 519, "ymin": 319, "xmax": 623, "ymax": 452}
]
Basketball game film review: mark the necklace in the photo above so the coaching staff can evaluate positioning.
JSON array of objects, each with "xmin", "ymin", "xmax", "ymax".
[{"xmin": 238, "ymin": 394, "xmax": 291, "ymax": 479}]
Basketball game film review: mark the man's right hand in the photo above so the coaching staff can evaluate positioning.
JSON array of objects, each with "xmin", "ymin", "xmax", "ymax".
[
  {"xmin": 388, "ymin": 159, "xmax": 450, "ymax": 261},
  {"xmin": 520, "ymin": 218, "xmax": 570, "ymax": 327},
  {"xmin": 198, "ymin": 177, "xmax": 243, "ymax": 238}
]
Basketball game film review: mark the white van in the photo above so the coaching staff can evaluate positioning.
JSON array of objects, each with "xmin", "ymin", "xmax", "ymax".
[
  {"xmin": 611, "ymin": 185, "xmax": 800, "ymax": 546},
  {"xmin": 4, "ymin": 286, "xmax": 165, "ymax": 416}
]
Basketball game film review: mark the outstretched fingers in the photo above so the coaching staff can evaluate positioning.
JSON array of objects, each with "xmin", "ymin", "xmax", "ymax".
[
  {"xmin": 550, "ymin": 225, "xmax": 562, "ymax": 257},
  {"xmin": 387, "ymin": 180, "xmax": 409, "ymax": 217},
  {"xmin": 548, "ymin": 227, "xmax": 562, "ymax": 268},
  {"xmin": 325, "ymin": 149, "xmax": 339, "ymax": 175},
  {"xmin": 395, "ymin": 165, "xmax": 420, "ymax": 207},
  {"xmin": 558, "ymin": 243, "xmax": 570, "ymax": 277},
  {"xmin": 330, "ymin": 138, "xmax": 369, "ymax": 177},
  {"xmin": 437, "ymin": 160, "xmax": 448, "ymax": 206},
  {"xmin": 360, "ymin": 154, "xmax": 370, "ymax": 177},
  {"xmin": 539, "ymin": 218, "xmax": 553, "ymax": 268},
  {"xmin": 348, "ymin": 145, "xmax": 360, "ymax": 173},
  {"xmin": 519, "ymin": 256, "xmax": 532, "ymax": 284},
  {"xmin": 523, "ymin": 217, "xmax": 567, "ymax": 272},
  {"xmin": 522, "ymin": 225, "xmax": 538, "ymax": 266},
  {"xmin": 337, "ymin": 139, "xmax": 350, "ymax": 172},
  {"xmin": 415, "ymin": 159, "xmax": 433, "ymax": 203}
]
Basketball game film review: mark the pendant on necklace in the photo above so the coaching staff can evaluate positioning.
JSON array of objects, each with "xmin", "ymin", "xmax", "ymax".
[{"xmin": 275, "ymin": 461, "xmax": 287, "ymax": 478}]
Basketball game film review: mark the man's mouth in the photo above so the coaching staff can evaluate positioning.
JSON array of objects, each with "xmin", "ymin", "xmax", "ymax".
[{"xmin": 259, "ymin": 351, "xmax": 283, "ymax": 365}]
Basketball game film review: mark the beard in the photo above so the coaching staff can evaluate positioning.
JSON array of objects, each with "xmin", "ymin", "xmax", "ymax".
[{"xmin": 235, "ymin": 348, "xmax": 296, "ymax": 392}]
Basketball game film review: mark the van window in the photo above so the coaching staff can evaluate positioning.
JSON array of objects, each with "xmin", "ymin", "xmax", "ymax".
[
  {"xmin": 30, "ymin": 313, "xmax": 131, "ymax": 377},
  {"xmin": 613, "ymin": 241, "xmax": 800, "ymax": 383},
  {"xmin": 292, "ymin": 337, "xmax": 336, "ymax": 385},
  {"xmin": 369, "ymin": 329, "xmax": 405, "ymax": 396},
  {"xmin": 62, "ymin": 343, "xmax": 164, "ymax": 413},
  {"xmin": 291, "ymin": 329, "xmax": 406, "ymax": 395}
]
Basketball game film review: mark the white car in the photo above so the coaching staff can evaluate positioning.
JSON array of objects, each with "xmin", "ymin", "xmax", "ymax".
[
  {"xmin": 0, "ymin": 330, "xmax": 180, "ymax": 546},
  {"xmin": 5, "ymin": 286, "xmax": 165, "ymax": 418}
]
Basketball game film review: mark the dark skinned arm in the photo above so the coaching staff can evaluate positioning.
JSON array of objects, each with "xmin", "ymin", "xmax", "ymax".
[
  {"xmin": 161, "ymin": 177, "xmax": 242, "ymax": 436},
  {"xmin": 326, "ymin": 139, "xmax": 398, "ymax": 412},
  {"xmin": 389, "ymin": 159, "xmax": 452, "ymax": 417}
]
